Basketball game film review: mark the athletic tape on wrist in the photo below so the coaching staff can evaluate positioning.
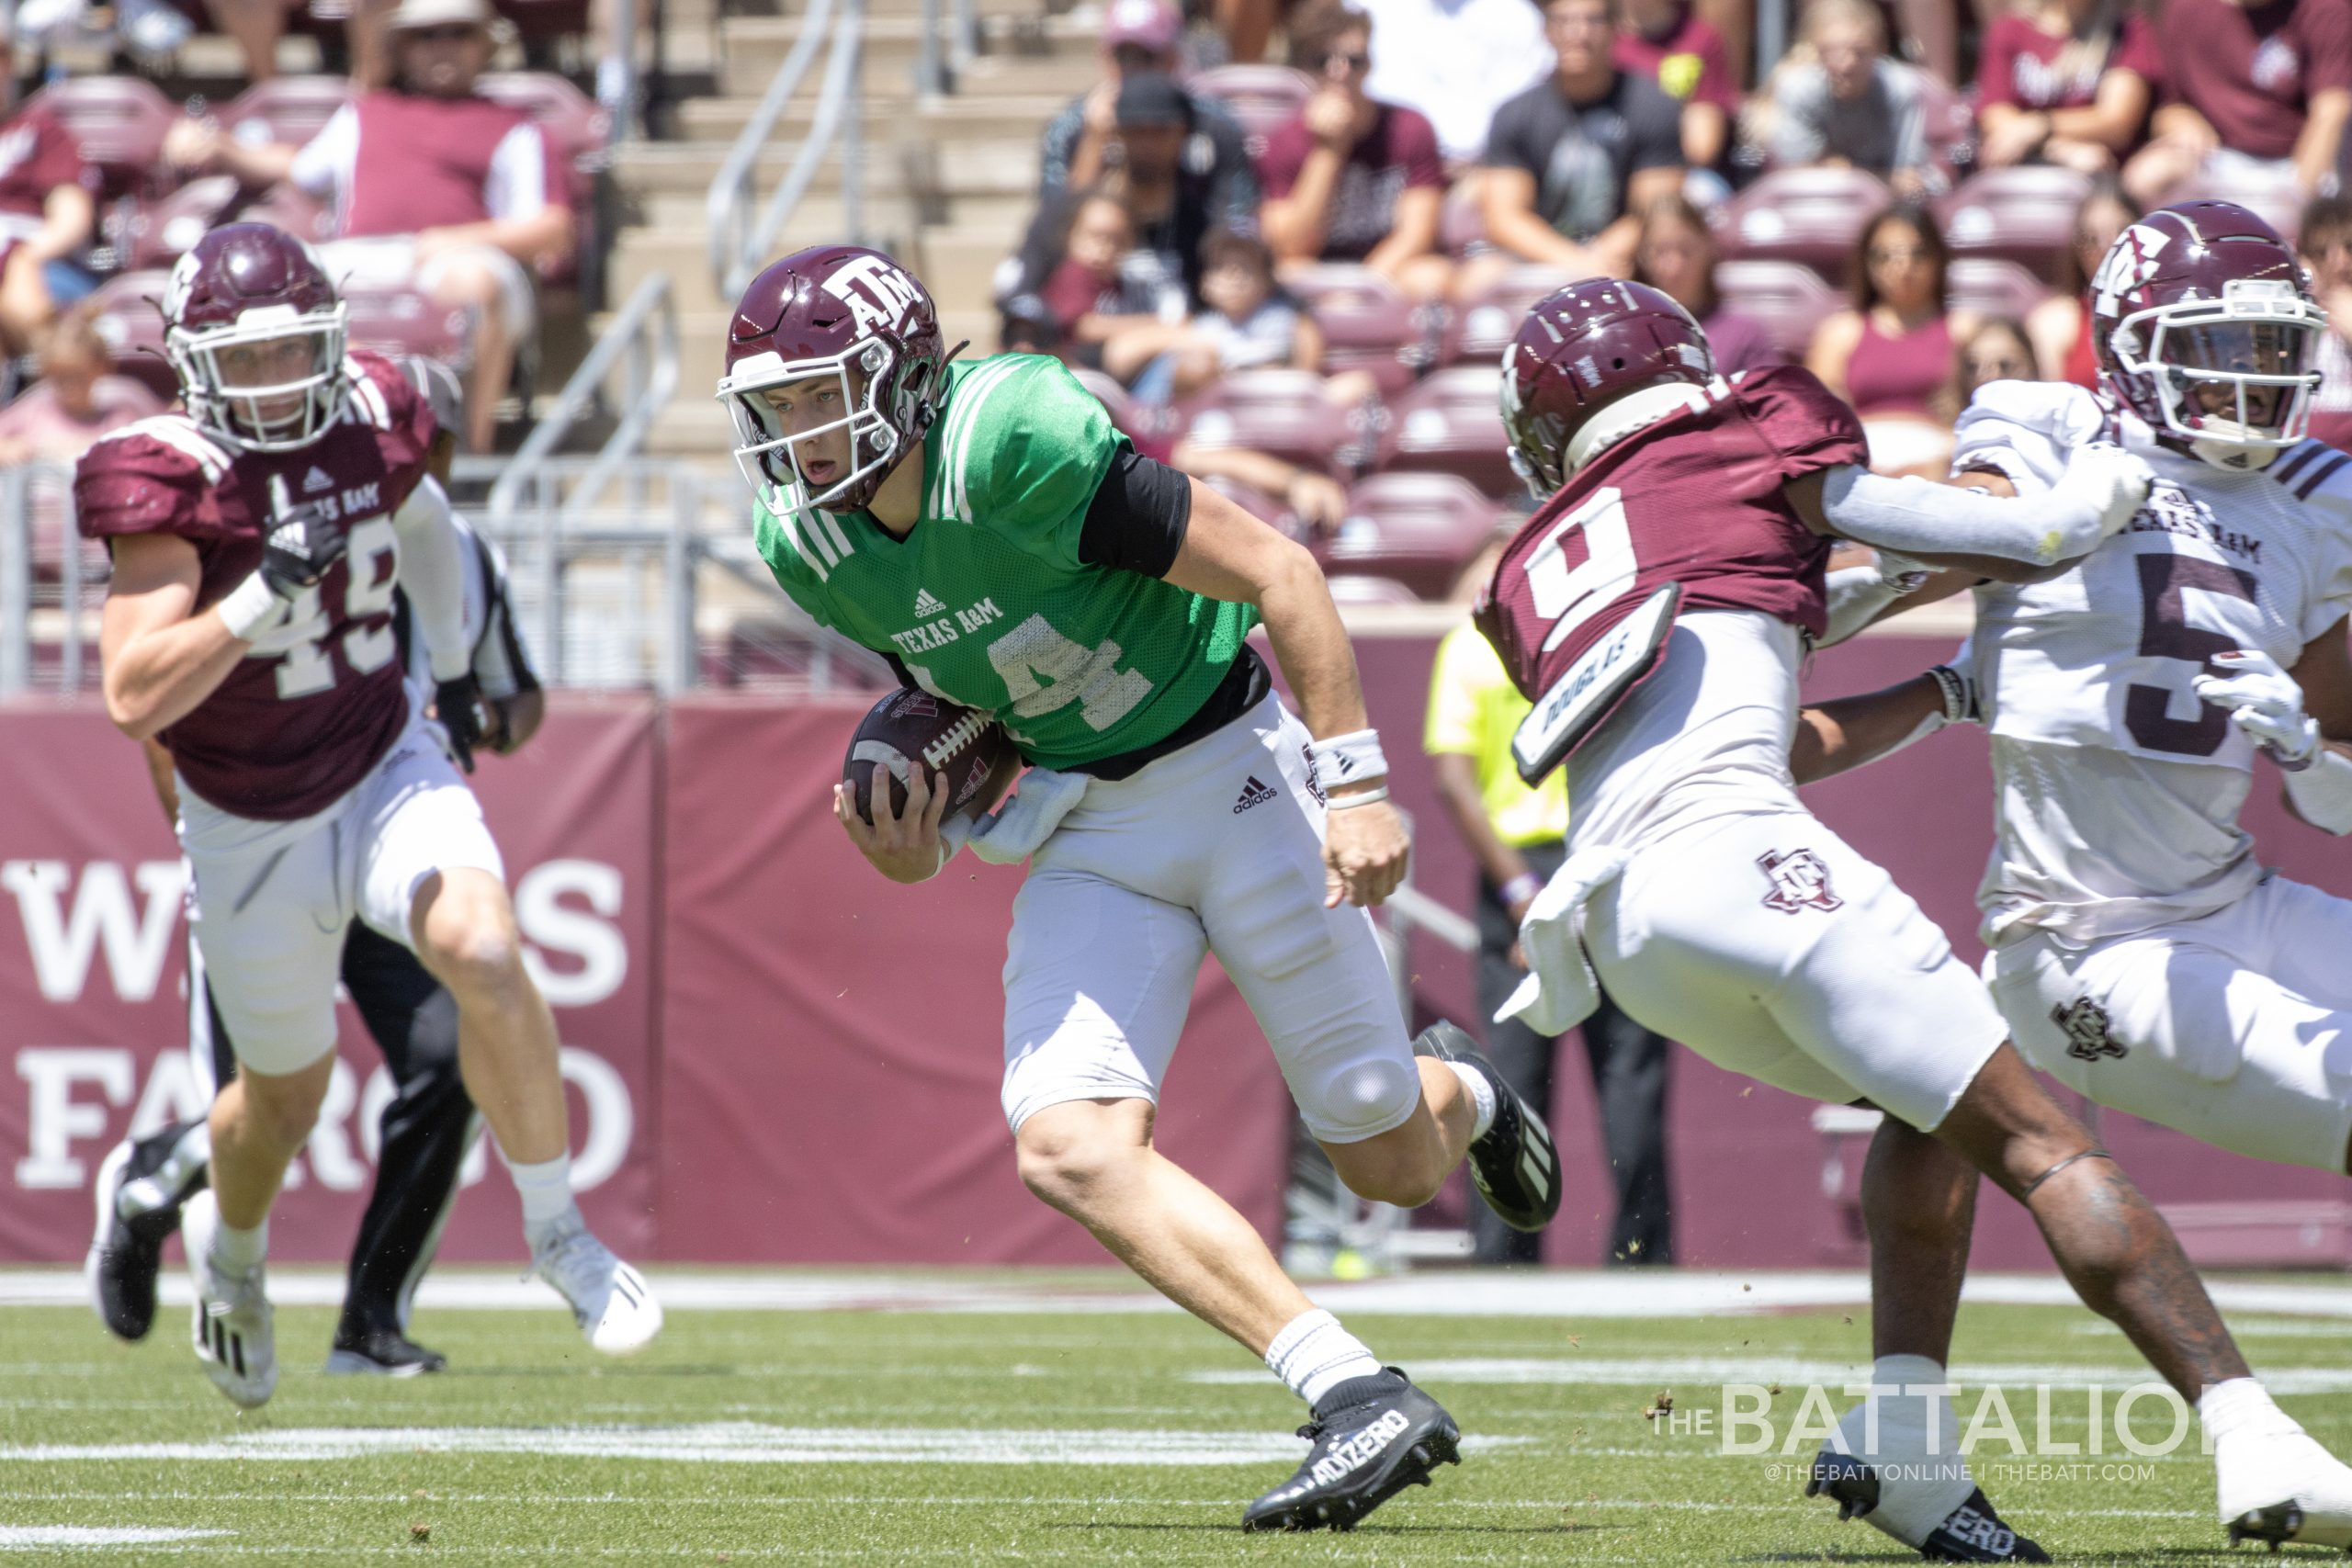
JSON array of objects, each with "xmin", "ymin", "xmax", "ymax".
[
  {"xmin": 1326, "ymin": 784, "xmax": 1389, "ymax": 809},
  {"xmin": 1309, "ymin": 728, "xmax": 1387, "ymax": 793},
  {"xmin": 215, "ymin": 570, "xmax": 289, "ymax": 640}
]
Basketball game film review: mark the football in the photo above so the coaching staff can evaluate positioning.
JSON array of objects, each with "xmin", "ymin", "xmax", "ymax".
[{"xmin": 842, "ymin": 687, "xmax": 1010, "ymax": 826}]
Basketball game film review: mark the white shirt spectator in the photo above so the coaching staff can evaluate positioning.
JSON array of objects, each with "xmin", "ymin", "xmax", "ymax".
[{"xmin": 1357, "ymin": 0, "xmax": 1551, "ymax": 164}]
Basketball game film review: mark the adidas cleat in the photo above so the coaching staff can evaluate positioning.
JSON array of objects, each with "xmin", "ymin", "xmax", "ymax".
[
  {"xmin": 182, "ymin": 1190, "xmax": 277, "ymax": 1410},
  {"xmin": 85, "ymin": 1119, "xmax": 210, "ymax": 1341},
  {"xmin": 2219, "ymin": 1426, "xmax": 2352, "ymax": 1550},
  {"xmin": 325, "ymin": 1326, "xmax": 448, "ymax": 1377},
  {"xmin": 532, "ymin": 1209, "xmax": 662, "ymax": 1354},
  {"xmin": 1808, "ymin": 1453, "xmax": 2048, "ymax": 1562},
  {"xmin": 1413, "ymin": 1021, "xmax": 1561, "ymax": 1232},
  {"xmin": 1242, "ymin": 1368, "xmax": 1460, "ymax": 1532}
]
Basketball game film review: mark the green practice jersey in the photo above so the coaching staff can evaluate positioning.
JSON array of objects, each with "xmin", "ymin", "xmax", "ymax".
[{"xmin": 754, "ymin": 353, "xmax": 1259, "ymax": 770}]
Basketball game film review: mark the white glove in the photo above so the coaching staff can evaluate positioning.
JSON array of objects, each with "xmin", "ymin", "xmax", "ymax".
[
  {"xmin": 2051, "ymin": 442, "xmax": 2156, "ymax": 543},
  {"xmin": 2192, "ymin": 648, "xmax": 2321, "ymax": 768},
  {"xmin": 968, "ymin": 767, "xmax": 1090, "ymax": 865}
]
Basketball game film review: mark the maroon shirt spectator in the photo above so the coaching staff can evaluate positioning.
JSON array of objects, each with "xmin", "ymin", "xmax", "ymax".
[
  {"xmin": 2123, "ymin": 0, "xmax": 2352, "ymax": 206},
  {"xmin": 0, "ymin": 27, "xmax": 97, "ymax": 358},
  {"xmin": 1615, "ymin": 0, "xmax": 1737, "ymax": 171},
  {"xmin": 1974, "ymin": 0, "xmax": 2162, "ymax": 171},
  {"xmin": 1259, "ymin": 111, "xmax": 1446, "ymax": 259}
]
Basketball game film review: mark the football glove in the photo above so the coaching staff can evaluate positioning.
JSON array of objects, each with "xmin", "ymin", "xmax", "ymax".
[
  {"xmin": 2054, "ymin": 441, "xmax": 2157, "ymax": 542},
  {"xmin": 435, "ymin": 674, "xmax": 484, "ymax": 774},
  {"xmin": 2192, "ymin": 648, "xmax": 2320, "ymax": 770},
  {"xmin": 258, "ymin": 472, "xmax": 349, "ymax": 597}
]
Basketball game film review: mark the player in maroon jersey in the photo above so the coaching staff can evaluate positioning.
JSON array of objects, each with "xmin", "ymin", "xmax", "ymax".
[
  {"xmin": 75, "ymin": 222, "xmax": 660, "ymax": 1410},
  {"xmin": 1476, "ymin": 279, "xmax": 2352, "ymax": 1557}
]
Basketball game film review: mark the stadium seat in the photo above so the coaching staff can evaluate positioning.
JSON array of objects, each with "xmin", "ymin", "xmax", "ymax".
[
  {"xmin": 1068, "ymin": 366, "xmax": 1135, "ymax": 429},
  {"xmin": 1439, "ymin": 186, "xmax": 1486, "ymax": 256},
  {"xmin": 219, "ymin": 76, "xmax": 355, "ymax": 148},
  {"xmin": 1937, "ymin": 165, "xmax": 2090, "ymax": 284},
  {"xmin": 343, "ymin": 282, "xmax": 477, "ymax": 368},
  {"xmin": 1374, "ymin": 366, "xmax": 1514, "ymax": 499},
  {"xmin": 1283, "ymin": 263, "xmax": 1430, "ymax": 394},
  {"xmin": 1915, "ymin": 72, "xmax": 1978, "ymax": 187},
  {"xmin": 1438, "ymin": 263, "xmax": 1573, "ymax": 367},
  {"xmin": 1323, "ymin": 572, "xmax": 1424, "ymax": 605},
  {"xmin": 1712, "ymin": 258, "xmax": 1842, "ymax": 360},
  {"xmin": 1188, "ymin": 64, "xmax": 1313, "ymax": 155},
  {"xmin": 29, "ymin": 76, "xmax": 177, "ymax": 199},
  {"xmin": 2160, "ymin": 166, "xmax": 2305, "ymax": 247},
  {"xmin": 1321, "ymin": 470, "xmax": 1503, "ymax": 600},
  {"xmin": 1717, "ymin": 166, "xmax": 1891, "ymax": 284},
  {"xmin": 1948, "ymin": 256, "xmax": 2052, "ymax": 323},
  {"xmin": 84, "ymin": 270, "xmax": 175, "ymax": 401},
  {"xmin": 478, "ymin": 72, "xmax": 612, "ymax": 291},
  {"xmin": 1201, "ymin": 475, "xmax": 1311, "ymax": 541},
  {"xmin": 1174, "ymin": 368, "xmax": 1363, "ymax": 475}
]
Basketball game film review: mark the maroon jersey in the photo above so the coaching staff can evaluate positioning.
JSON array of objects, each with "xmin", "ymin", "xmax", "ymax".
[
  {"xmin": 0, "ymin": 102, "xmax": 92, "ymax": 244},
  {"xmin": 75, "ymin": 350, "xmax": 437, "ymax": 821},
  {"xmin": 1476, "ymin": 366, "xmax": 1867, "ymax": 705}
]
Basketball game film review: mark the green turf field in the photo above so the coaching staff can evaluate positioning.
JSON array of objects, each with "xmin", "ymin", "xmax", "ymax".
[{"xmin": 5, "ymin": 1272, "xmax": 2351, "ymax": 1563}]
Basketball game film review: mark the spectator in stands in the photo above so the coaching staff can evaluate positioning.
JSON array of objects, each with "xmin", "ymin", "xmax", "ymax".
[
  {"xmin": 1125, "ymin": 227, "xmax": 1335, "ymax": 400},
  {"xmin": 165, "ymin": 0, "xmax": 576, "ymax": 454},
  {"xmin": 1766, "ymin": 0, "xmax": 1934, "ymax": 197},
  {"xmin": 1806, "ymin": 202, "xmax": 1974, "ymax": 475},
  {"xmin": 1615, "ymin": 0, "xmax": 1738, "ymax": 197},
  {"xmin": 1974, "ymin": 0, "xmax": 2160, "ymax": 172},
  {"xmin": 1477, "ymin": 0, "xmax": 1685, "ymax": 284},
  {"xmin": 0, "ymin": 308, "xmax": 160, "ymax": 466},
  {"xmin": 1356, "ymin": 0, "xmax": 1551, "ymax": 165},
  {"xmin": 2122, "ymin": 0, "xmax": 2352, "ymax": 208},
  {"xmin": 1030, "ymin": 186, "xmax": 1187, "ymax": 379},
  {"xmin": 0, "ymin": 17, "xmax": 96, "ymax": 361},
  {"xmin": 1039, "ymin": 0, "xmax": 1256, "ymax": 220},
  {"xmin": 1104, "ymin": 71, "xmax": 1257, "ymax": 301},
  {"xmin": 1954, "ymin": 316, "xmax": 2040, "ymax": 404},
  {"xmin": 1632, "ymin": 193, "xmax": 1786, "ymax": 372},
  {"xmin": 1258, "ymin": 0, "xmax": 1453, "ymax": 299},
  {"xmin": 2298, "ymin": 194, "xmax": 2352, "ymax": 446},
  {"xmin": 201, "ymin": 0, "xmax": 302, "ymax": 83},
  {"xmin": 1426, "ymin": 542, "xmax": 1674, "ymax": 1269},
  {"xmin": 1167, "ymin": 436, "xmax": 1351, "ymax": 532},
  {"xmin": 2025, "ymin": 175, "xmax": 2138, "ymax": 383}
]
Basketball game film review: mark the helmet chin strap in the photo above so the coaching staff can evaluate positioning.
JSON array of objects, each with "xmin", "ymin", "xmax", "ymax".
[
  {"xmin": 2186, "ymin": 434, "xmax": 2283, "ymax": 471},
  {"xmin": 1565, "ymin": 378, "xmax": 1726, "ymax": 477}
]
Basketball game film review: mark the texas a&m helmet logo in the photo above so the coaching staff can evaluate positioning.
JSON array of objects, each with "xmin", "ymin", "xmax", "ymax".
[
  {"xmin": 821, "ymin": 253, "xmax": 925, "ymax": 336},
  {"xmin": 1757, "ymin": 848, "xmax": 1841, "ymax": 915}
]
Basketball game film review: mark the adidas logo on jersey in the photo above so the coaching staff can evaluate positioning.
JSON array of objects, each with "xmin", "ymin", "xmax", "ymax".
[
  {"xmin": 302, "ymin": 465, "xmax": 334, "ymax": 494},
  {"xmin": 913, "ymin": 588, "xmax": 946, "ymax": 616},
  {"xmin": 1233, "ymin": 775, "xmax": 1280, "ymax": 814}
]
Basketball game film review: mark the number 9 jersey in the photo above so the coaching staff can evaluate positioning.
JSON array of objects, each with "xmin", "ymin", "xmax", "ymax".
[
  {"xmin": 1955, "ymin": 379, "xmax": 2352, "ymax": 946},
  {"xmin": 74, "ymin": 348, "xmax": 437, "ymax": 821}
]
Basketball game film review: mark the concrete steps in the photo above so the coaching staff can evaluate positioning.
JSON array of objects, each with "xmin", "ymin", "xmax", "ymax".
[
  {"xmin": 712, "ymin": 11, "xmax": 1093, "ymax": 96},
  {"xmin": 673, "ymin": 90, "xmax": 1069, "ymax": 143}
]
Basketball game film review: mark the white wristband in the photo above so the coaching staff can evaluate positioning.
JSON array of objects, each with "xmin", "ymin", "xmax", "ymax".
[
  {"xmin": 1309, "ymin": 728, "xmax": 1387, "ymax": 793},
  {"xmin": 215, "ymin": 570, "xmax": 288, "ymax": 640},
  {"xmin": 1326, "ymin": 784, "xmax": 1389, "ymax": 809}
]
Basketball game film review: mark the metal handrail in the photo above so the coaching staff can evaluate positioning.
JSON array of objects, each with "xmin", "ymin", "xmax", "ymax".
[
  {"xmin": 486, "ymin": 269, "xmax": 679, "ymax": 531},
  {"xmin": 706, "ymin": 0, "xmax": 865, "ymax": 300},
  {"xmin": 916, "ymin": 0, "xmax": 978, "ymax": 96}
]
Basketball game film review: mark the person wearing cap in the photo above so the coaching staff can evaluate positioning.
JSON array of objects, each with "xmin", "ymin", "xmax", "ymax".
[
  {"xmin": 163, "ymin": 0, "xmax": 574, "ymax": 454},
  {"xmin": 1039, "ymin": 0, "xmax": 1256, "ymax": 222},
  {"xmin": 0, "ymin": 14, "xmax": 97, "ymax": 358}
]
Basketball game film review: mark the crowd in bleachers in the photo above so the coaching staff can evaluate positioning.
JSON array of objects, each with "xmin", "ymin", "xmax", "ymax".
[{"xmin": 1001, "ymin": 0, "xmax": 2352, "ymax": 604}]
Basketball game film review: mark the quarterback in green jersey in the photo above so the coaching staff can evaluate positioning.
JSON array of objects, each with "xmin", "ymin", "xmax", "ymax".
[{"xmin": 722, "ymin": 245, "xmax": 1564, "ymax": 1529}]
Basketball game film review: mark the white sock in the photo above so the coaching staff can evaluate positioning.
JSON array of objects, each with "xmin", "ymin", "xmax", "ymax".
[
  {"xmin": 505, "ymin": 1152, "xmax": 576, "ymax": 1234},
  {"xmin": 1873, "ymin": 1352, "xmax": 1947, "ymax": 1393},
  {"xmin": 1264, "ymin": 1308, "xmax": 1383, "ymax": 1406},
  {"xmin": 2200, "ymin": 1377, "xmax": 2301, "ymax": 1444},
  {"xmin": 209, "ymin": 1216, "xmax": 266, "ymax": 1274},
  {"xmin": 1446, "ymin": 1060, "xmax": 1497, "ymax": 1140}
]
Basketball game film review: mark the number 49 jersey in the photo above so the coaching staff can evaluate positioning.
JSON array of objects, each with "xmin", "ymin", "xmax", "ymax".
[
  {"xmin": 1956, "ymin": 379, "xmax": 2352, "ymax": 945},
  {"xmin": 75, "ymin": 349, "xmax": 436, "ymax": 822}
]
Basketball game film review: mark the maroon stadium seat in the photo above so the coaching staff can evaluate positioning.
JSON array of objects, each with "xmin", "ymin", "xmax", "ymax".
[
  {"xmin": 1188, "ymin": 64, "xmax": 1313, "ymax": 155},
  {"xmin": 1070, "ymin": 365, "xmax": 1182, "ymax": 458},
  {"xmin": 1948, "ymin": 256, "xmax": 2052, "ymax": 323},
  {"xmin": 1937, "ymin": 165, "xmax": 2089, "ymax": 284},
  {"xmin": 1374, "ymin": 366, "xmax": 1514, "ymax": 499},
  {"xmin": 1439, "ymin": 186, "xmax": 1486, "ymax": 257},
  {"xmin": 85, "ymin": 270, "xmax": 175, "ymax": 401},
  {"xmin": 28, "ymin": 77, "xmax": 176, "ymax": 199},
  {"xmin": 1320, "ymin": 471, "xmax": 1503, "ymax": 599},
  {"xmin": 1068, "ymin": 366, "xmax": 1135, "ymax": 429},
  {"xmin": 1323, "ymin": 573, "xmax": 1424, "ymax": 605},
  {"xmin": 121, "ymin": 175, "xmax": 240, "ymax": 272},
  {"xmin": 1201, "ymin": 474, "xmax": 1312, "ymax": 541},
  {"xmin": 2160, "ymin": 167, "xmax": 2305, "ymax": 247},
  {"xmin": 1712, "ymin": 258, "xmax": 1842, "ymax": 359},
  {"xmin": 1915, "ymin": 72, "xmax": 1978, "ymax": 186},
  {"xmin": 1718, "ymin": 167, "xmax": 1891, "ymax": 284},
  {"xmin": 477, "ymin": 72, "xmax": 610, "ymax": 289},
  {"xmin": 219, "ymin": 76, "xmax": 355, "ymax": 149},
  {"xmin": 1174, "ymin": 368, "xmax": 1363, "ymax": 475},
  {"xmin": 1439, "ymin": 263, "xmax": 1573, "ymax": 367},
  {"xmin": 1283, "ymin": 263, "xmax": 1430, "ymax": 394},
  {"xmin": 343, "ymin": 283, "xmax": 477, "ymax": 369}
]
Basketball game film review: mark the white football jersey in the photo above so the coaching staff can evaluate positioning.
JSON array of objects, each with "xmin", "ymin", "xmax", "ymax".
[{"xmin": 1954, "ymin": 380, "xmax": 2352, "ymax": 947}]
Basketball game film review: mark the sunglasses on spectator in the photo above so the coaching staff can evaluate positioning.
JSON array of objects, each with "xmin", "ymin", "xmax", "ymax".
[
  {"xmin": 1868, "ymin": 244, "xmax": 1928, "ymax": 265},
  {"xmin": 1317, "ymin": 51, "xmax": 1372, "ymax": 71}
]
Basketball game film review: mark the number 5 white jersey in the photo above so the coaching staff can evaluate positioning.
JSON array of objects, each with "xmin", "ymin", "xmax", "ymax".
[{"xmin": 1953, "ymin": 379, "xmax": 2352, "ymax": 947}]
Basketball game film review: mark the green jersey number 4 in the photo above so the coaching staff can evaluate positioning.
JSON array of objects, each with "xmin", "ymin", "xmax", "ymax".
[{"xmin": 914, "ymin": 612, "xmax": 1154, "ymax": 740}]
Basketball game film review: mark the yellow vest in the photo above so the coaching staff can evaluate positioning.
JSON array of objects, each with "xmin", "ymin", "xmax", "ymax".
[{"xmin": 1421, "ymin": 622, "xmax": 1568, "ymax": 849}]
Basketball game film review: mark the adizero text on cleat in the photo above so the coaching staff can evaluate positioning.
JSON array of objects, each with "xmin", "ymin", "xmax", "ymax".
[
  {"xmin": 1809, "ymin": 1457, "xmax": 2047, "ymax": 1563},
  {"xmin": 325, "ymin": 1326, "xmax": 448, "ymax": 1377},
  {"xmin": 1412, "ymin": 1021, "xmax": 1562, "ymax": 1232},
  {"xmin": 85, "ymin": 1120, "xmax": 210, "ymax": 1342},
  {"xmin": 1242, "ymin": 1368, "xmax": 1461, "ymax": 1532}
]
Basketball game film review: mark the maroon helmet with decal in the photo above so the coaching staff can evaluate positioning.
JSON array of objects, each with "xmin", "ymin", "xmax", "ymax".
[
  {"xmin": 163, "ymin": 220, "xmax": 348, "ymax": 452},
  {"xmin": 2089, "ymin": 200, "xmax": 2324, "ymax": 469},
  {"xmin": 717, "ymin": 244, "xmax": 952, "ymax": 512},
  {"xmin": 1499, "ymin": 279, "xmax": 1718, "ymax": 498}
]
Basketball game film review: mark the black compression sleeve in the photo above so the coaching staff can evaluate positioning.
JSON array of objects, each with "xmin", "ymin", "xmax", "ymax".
[{"xmin": 1078, "ymin": 449, "xmax": 1193, "ymax": 577}]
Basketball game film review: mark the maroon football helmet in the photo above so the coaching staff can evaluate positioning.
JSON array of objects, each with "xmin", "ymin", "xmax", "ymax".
[
  {"xmin": 717, "ymin": 245, "xmax": 951, "ymax": 512},
  {"xmin": 1499, "ymin": 279, "xmax": 1718, "ymax": 498},
  {"xmin": 2089, "ymin": 200, "xmax": 2324, "ymax": 469},
  {"xmin": 163, "ymin": 221, "xmax": 348, "ymax": 452}
]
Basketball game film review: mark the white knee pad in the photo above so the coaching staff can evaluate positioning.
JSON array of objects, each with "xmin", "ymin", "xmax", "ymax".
[{"xmin": 1306, "ymin": 1055, "xmax": 1424, "ymax": 1145}]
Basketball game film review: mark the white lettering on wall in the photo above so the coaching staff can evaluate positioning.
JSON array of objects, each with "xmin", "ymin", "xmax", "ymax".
[{"xmin": 1, "ymin": 861, "xmax": 187, "ymax": 1002}]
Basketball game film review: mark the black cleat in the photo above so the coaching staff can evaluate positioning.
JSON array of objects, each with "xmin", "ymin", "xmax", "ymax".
[
  {"xmin": 1242, "ymin": 1368, "xmax": 1461, "ymax": 1532},
  {"xmin": 85, "ymin": 1121, "xmax": 210, "ymax": 1342},
  {"xmin": 325, "ymin": 1326, "xmax": 449, "ymax": 1377},
  {"xmin": 1413, "ymin": 1021, "xmax": 1561, "ymax": 1232},
  {"xmin": 1808, "ymin": 1454, "xmax": 2049, "ymax": 1563}
]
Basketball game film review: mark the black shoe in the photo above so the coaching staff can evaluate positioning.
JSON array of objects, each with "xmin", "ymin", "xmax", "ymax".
[
  {"xmin": 85, "ymin": 1121, "xmax": 210, "ymax": 1342},
  {"xmin": 1242, "ymin": 1368, "xmax": 1460, "ymax": 1532},
  {"xmin": 1412, "ymin": 1021, "xmax": 1561, "ymax": 1233},
  {"xmin": 324, "ymin": 1326, "xmax": 448, "ymax": 1377},
  {"xmin": 1809, "ymin": 1454, "xmax": 2050, "ymax": 1563}
]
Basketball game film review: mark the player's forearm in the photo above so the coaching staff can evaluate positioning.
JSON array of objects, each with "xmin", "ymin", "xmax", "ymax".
[
  {"xmin": 1791, "ymin": 676, "xmax": 1947, "ymax": 784},
  {"xmin": 390, "ymin": 478, "xmax": 472, "ymax": 682},
  {"xmin": 104, "ymin": 616, "xmax": 248, "ymax": 741},
  {"xmin": 1803, "ymin": 460, "xmax": 2146, "ymax": 575},
  {"xmin": 2295, "ymin": 94, "xmax": 2350, "ymax": 193}
]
